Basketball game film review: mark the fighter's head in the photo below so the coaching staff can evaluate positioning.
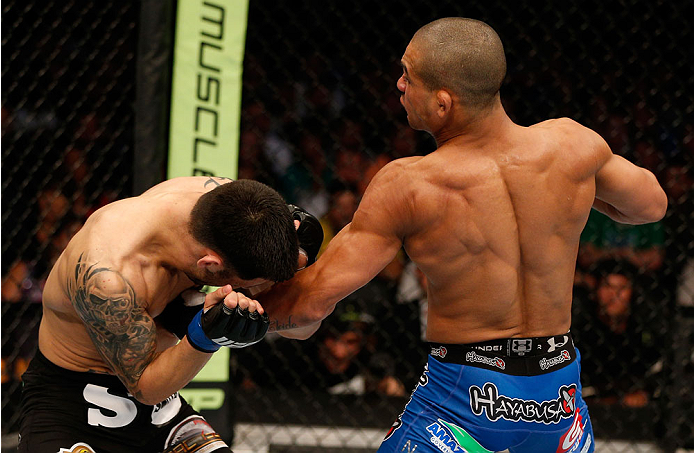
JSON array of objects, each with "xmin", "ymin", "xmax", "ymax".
[
  {"xmin": 397, "ymin": 18, "xmax": 506, "ymax": 132},
  {"xmin": 188, "ymin": 179, "xmax": 299, "ymax": 285}
]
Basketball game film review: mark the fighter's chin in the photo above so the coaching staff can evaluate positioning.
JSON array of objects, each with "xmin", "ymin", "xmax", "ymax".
[{"xmin": 406, "ymin": 117, "xmax": 424, "ymax": 131}]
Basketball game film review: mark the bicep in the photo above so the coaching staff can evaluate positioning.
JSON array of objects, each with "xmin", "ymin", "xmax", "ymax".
[
  {"xmin": 316, "ymin": 175, "xmax": 405, "ymax": 300},
  {"xmin": 317, "ymin": 220, "xmax": 402, "ymax": 298},
  {"xmin": 592, "ymin": 130, "xmax": 665, "ymax": 223},
  {"xmin": 595, "ymin": 153, "xmax": 646, "ymax": 205},
  {"xmin": 70, "ymin": 259, "xmax": 157, "ymax": 393}
]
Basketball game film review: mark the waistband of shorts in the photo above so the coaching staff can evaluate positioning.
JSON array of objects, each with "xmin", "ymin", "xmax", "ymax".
[
  {"xmin": 428, "ymin": 333, "xmax": 576, "ymax": 376},
  {"xmin": 25, "ymin": 348, "xmax": 127, "ymax": 391}
]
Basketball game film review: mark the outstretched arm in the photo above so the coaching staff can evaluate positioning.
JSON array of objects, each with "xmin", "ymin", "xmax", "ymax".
[
  {"xmin": 259, "ymin": 162, "xmax": 409, "ymax": 338},
  {"xmin": 592, "ymin": 133, "xmax": 667, "ymax": 224}
]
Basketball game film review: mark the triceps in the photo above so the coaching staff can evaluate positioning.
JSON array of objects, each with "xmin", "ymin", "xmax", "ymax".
[{"xmin": 69, "ymin": 254, "xmax": 157, "ymax": 395}]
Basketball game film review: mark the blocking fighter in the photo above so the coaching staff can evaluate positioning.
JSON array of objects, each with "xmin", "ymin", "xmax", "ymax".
[{"xmin": 17, "ymin": 177, "xmax": 322, "ymax": 453}]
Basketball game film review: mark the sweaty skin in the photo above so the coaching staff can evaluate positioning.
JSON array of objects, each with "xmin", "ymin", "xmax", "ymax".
[
  {"xmin": 259, "ymin": 39, "xmax": 667, "ymax": 344},
  {"xmin": 40, "ymin": 176, "xmax": 266, "ymax": 404}
]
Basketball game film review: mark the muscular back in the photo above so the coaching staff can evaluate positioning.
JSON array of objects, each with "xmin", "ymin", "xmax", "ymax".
[{"xmin": 363, "ymin": 119, "xmax": 599, "ymax": 343}]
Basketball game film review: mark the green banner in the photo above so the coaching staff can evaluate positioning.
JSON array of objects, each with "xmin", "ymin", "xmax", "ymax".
[
  {"xmin": 169, "ymin": 0, "xmax": 249, "ymax": 414},
  {"xmin": 168, "ymin": 0, "xmax": 249, "ymax": 179}
]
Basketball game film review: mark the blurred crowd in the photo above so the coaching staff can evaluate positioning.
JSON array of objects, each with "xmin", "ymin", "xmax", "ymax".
[{"xmin": 2, "ymin": 4, "xmax": 693, "ymax": 443}]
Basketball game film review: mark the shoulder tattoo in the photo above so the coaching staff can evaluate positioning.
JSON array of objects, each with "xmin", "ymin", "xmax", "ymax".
[
  {"xmin": 203, "ymin": 176, "xmax": 232, "ymax": 188},
  {"xmin": 68, "ymin": 253, "xmax": 157, "ymax": 395}
]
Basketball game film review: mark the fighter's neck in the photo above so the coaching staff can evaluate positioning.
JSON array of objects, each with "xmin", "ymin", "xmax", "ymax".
[
  {"xmin": 126, "ymin": 201, "xmax": 202, "ymax": 272},
  {"xmin": 433, "ymin": 101, "xmax": 515, "ymax": 149}
]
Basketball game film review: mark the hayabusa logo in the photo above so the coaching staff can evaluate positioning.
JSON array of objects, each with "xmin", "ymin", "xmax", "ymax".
[
  {"xmin": 469, "ymin": 382, "xmax": 576, "ymax": 424},
  {"xmin": 539, "ymin": 350, "xmax": 572, "ymax": 370},
  {"xmin": 465, "ymin": 351, "xmax": 506, "ymax": 370},
  {"xmin": 431, "ymin": 346, "xmax": 448, "ymax": 359}
]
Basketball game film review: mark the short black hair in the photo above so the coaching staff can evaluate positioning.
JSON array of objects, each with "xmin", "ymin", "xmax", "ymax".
[{"xmin": 189, "ymin": 179, "xmax": 298, "ymax": 282}]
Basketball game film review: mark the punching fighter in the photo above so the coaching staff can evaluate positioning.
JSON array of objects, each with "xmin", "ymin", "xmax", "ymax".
[{"xmin": 259, "ymin": 18, "xmax": 667, "ymax": 453}]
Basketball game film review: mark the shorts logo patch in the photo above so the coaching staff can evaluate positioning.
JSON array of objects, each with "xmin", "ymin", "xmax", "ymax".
[
  {"xmin": 384, "ymin": 417, "xmax": 403, "ymax": 442},
  {"xmin": 556, "ymin": 409, "xmax": 586, "ymax": 452},
  {"xmin": 431, "ymin": 346, "xmax": 447, "ymax": 359},
  {"xmin": 580, "ymin": 434, "xmax": 592, "ymax": 453},
  {"xmin": 58, "ymin": 443, "xmax": 96, "ymax": 453},
  {"xmin": 464, "ymin": 351, "xmax": 505, "ymax": 370},
  {"xmin": 539, "ymin": 350, "xmax": 572, "ymax": 371},
  {"xmin": 547, "ymin": 336, "xmax": 569, "ymax": 353},
  {"xmin": 469, "ymin": 382, "xmax": 576, "ymax": 424},
  {"xmin": 425, "ymin": 419, "xmax": 492, "ymax": 453},
  {"xmin": 511, "ymin": 339, "xmax": 533, "ymax": 355}
]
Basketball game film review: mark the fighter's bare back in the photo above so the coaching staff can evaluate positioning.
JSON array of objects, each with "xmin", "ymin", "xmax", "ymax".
[{"xmin": 387, "ymin": 118, "xmax": 599, "ymax": 344}]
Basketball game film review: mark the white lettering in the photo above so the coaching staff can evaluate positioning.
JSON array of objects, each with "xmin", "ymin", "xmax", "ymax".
[{"xmin": 83, "ymin": 384, "xmax": 137, "ymax": 428}]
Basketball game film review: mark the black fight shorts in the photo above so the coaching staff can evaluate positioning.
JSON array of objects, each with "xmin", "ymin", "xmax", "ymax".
[{"xmin": 17, "ymin": 349, "xmax": 229, "ymax": 453}]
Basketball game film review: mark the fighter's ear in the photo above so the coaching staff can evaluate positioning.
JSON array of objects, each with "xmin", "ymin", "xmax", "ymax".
[
  {"xmin": 436, "ymin": 90, "xmax": 453, "ymax": 118},
  {"xmin": 197, "ymin": 250, "xmax": 223, "ymax": 270}
]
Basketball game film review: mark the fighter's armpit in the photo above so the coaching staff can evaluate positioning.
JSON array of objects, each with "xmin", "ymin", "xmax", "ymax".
[{"xmin": 68, "ymin": 253, "xmax": 157, "ymax": 395}]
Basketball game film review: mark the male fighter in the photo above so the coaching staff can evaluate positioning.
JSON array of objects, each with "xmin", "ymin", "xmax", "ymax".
[
  {"xmin": 17, "ymin": 177, "xmax": 322, "ymax": 453},
  {"xmin": 259, "ymin": 18, "xmax": 667, "ymax": 453}
]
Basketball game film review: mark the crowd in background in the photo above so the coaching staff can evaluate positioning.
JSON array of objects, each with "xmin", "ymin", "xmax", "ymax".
[{"xmin": 2, "ymin": 1, "xmax": 693, "ymax": 445}]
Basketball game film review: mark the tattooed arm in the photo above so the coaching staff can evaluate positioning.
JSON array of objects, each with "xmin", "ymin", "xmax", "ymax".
[{"xmin": 69, "ymin": 254, "xmax": 213, "ymax": 405}]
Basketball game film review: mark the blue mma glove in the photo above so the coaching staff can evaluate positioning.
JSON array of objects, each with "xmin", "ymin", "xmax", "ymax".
[{"xmin": 186, "ymin": 303, "xmax": 270, "ymax": 353}]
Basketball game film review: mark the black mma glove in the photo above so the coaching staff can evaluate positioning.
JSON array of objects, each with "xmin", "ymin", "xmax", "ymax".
[
  {"xmin": 287, "ymin": 204, "xmax": 324, "ymax": 267},
  {"xmin": 186, "ymin": 302, "xmax": 270, "ymax": 353}
]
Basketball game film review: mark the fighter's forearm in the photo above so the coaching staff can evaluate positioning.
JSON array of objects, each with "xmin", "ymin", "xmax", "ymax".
[
  {"xmin": 135, "ymin": 337, "xmax": 212, "ymax": 405},
  {"xmin": 277, "ymin": 323, "xmax": 322, "ymax": 340},
  {"xmin": 262, "ymin": 281, "xmax": 322, "ymax": 333},
  {"xmin": 261, "ymin": 269, "xmax": 336, "ymax": 334},
  {"xmin": 591, "ymin": 199, "xmax": 632, "ymax": 223}
]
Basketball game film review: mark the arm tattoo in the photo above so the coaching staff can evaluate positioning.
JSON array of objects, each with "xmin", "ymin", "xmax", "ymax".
[
  {"xmin": 203, "ymin": 176, "xmax": 232, "ymax": 188},
  {"xmin": 68, "ymin": 253, "xmax": 157, "ymax": 397},
  {"xmin": 268, "ymin": 316, "xmax": 298, "ymax": 332}
]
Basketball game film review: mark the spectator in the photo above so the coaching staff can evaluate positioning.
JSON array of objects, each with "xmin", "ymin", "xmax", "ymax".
[
  {"xmin": 238, "ymin": 129, "xmax": 279, "ymax": 188},
  {"xmin": 318, "ymin": 182, "xmax": 359, "ymax": 257},
  {"xmin": 239, "ymin": 306, "xmax": 405, "ymax": 397},
  {"xmin": 391, "ymin": 260, "xmax": 431, "ymax": 389},
  {"xmin": 662, "ymin": 159, "xmax": 694, "ymax": 301},
  {"xmin": 242, "ymin": 99, "xmax": 294, "ymax": 182},
  {"xmin": 578, "ymin": 208, "xmax": 665, "ymax": 279},
  {"xmin": 281, "ymin": 126, "xmax": 334, "ymax": 218},
  {"xmin": 572, "ymin": 259, "xmax": 664, "ymax": 408}
]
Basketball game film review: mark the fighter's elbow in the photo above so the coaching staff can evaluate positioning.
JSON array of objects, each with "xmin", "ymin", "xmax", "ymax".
[
  {"xmin": 279, "ymin": 323, "xmax": 321, "ymax": 340},
  {"xmin": 129, "ymin": 386, "xmax": 158, "ymax": 405},
  {"xmin": 647, "ymin": 173, "xmax": 668, "ymax": 222},
  {"xmin": 127, "ymin": 380, "xmax": 171, "ymax": 406},
  {"xmin": 653, "ymin": 188, "xmax": 668, "ymax": 221},
  {"xmin": 636, "ymin": 185, "xmax": 668, "ymax": 224}
]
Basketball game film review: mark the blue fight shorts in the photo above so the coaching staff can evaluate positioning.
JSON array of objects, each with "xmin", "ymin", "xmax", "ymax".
[{"xmin": 379, "ymin": 333, "xmax": 594, "ymax": 453}]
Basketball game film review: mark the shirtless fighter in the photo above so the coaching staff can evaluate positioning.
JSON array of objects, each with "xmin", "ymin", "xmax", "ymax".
[
  {"xmin": 17, "ymin": 177, "xmax": 322, "ymax": 453},
  {"xmin": 258, "ymin": 18, "xmax": 667, "ymax": 452}
]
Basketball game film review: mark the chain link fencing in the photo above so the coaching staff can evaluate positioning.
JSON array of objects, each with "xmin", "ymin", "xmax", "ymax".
[
  {"xmin": 2, "ymin": 0, "xmax": 693, "ymax": 451},
  {"xmin": 1, "ymin": 0, "xmax": 137, "ymax": 445}
]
